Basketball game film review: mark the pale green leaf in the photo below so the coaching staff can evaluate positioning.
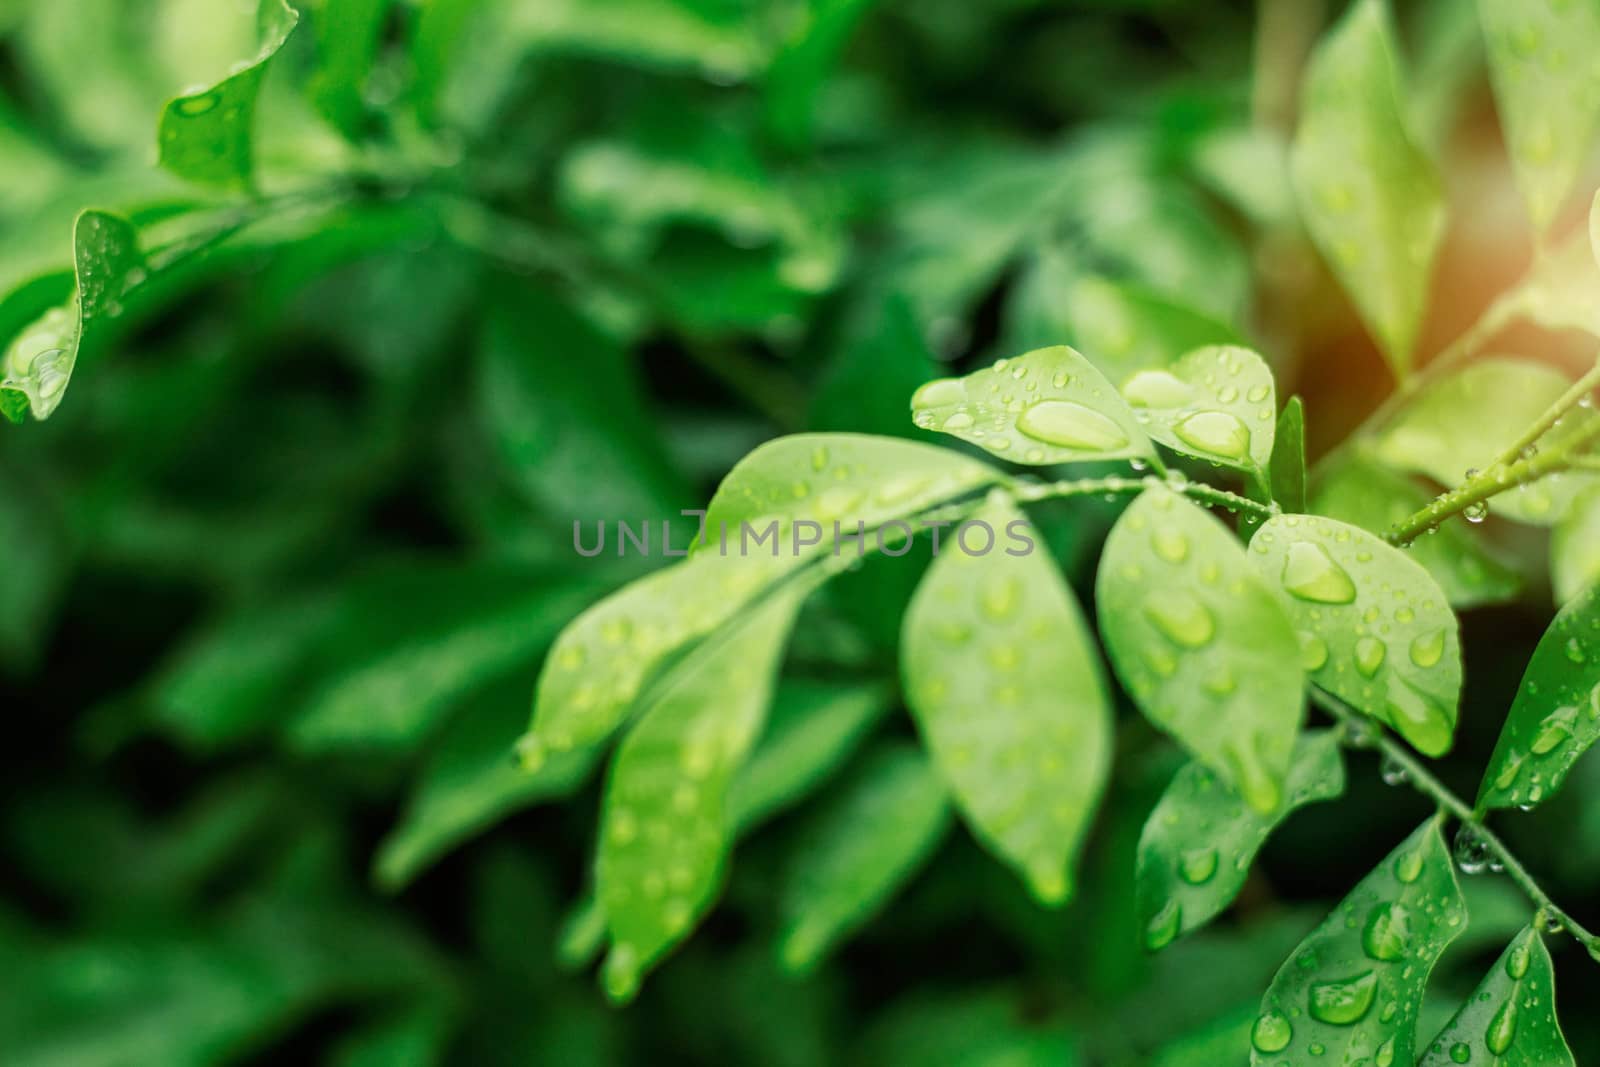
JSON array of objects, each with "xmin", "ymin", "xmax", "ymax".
[
  {"xmin": 157, "ymin": 0, "xmax": 300, "ymax": 189},
  {"xmin": 1120, "ymin": 344, "xmax": 1277, "ymax": 478},
  {"xmin": 1551, "ymin": 485, "xmax": 1600, "ymax": 605},
  {"xmin": 776, "ymin": 743, "xmax": 951, "ymax": 972},
  {"xmin": 1270, "ymin": 397, "xmax": 1308, "ymax": 513},
  {"xmin": 1477, "ymin": 582, "xmax": 1600, "ymax": 811},
  {"xmin": 1064, "ymin": 275, "xmax": 1240, "ymax": 386},
  {"xmin": 1313, "ymin": 453, "xmax": 1520, "ymax": 607},
  {"xmin": 374, "ymin": 681, "xmax": 599, "ymax": 891},
  {"xmin": 1479, "ymin": 0, "xmax": 1600, "ymax": 232},
  {"xmin": 1096, "ymin": 486, "xmax": 1305, "ymax": 812},
  {"xmin": 699, "ymin": 431, "xmax": 1002, "ymax": 542},
  {"xmin": 1290, "ymin": 0, "xmax": 1445, "ymax": 375},
  {"xmin": 909, "ymin": 346, "xmax": 1156, "ymax": 466},
  {"xmin": 1503, "ymin": 224, "xmax": 1600, "ymax": 336},
  {"xmin": 902, "ymin": 492, "xmax": 1113, "ymax": 904},
  {"xmin": 1136, "ymin": 731, "xmax": 1345, "ymax": 950},
  {"xmin": 2, "ymin": 211, "xmax": 143, "ymax": 422},
  {"xmin": 1249, "ymin": 514, "xmax": 1462, "ymax": 756},
  {"xmin": 597, "ymin": 586, "xmax": 803, "ymax": 1002},
  {"xmin": 1375, "ymin": 358, "xmax": 1599, "ymax": 524},
  {"xmin": 308, "ymin": 0, "xmax": 392, "ymax": 138},
  {"xmin": 727, "ymin": 680, "xmax": 892, "ymax": 832},
  {"xmin": 1418, "ymin": 926, "xmax": 1575, "ymax": 1065},
  {"xmin": 1249, "ymin": 820, "xmax": 1465, "ymax": 1064}
]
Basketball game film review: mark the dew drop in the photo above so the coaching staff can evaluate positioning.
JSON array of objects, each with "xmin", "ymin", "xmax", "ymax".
[
  {"xmin": 1395, "ymin": 847, "xmax": 1423, "ymax": 884},
  {"xmin": 981, "ymin": 576, "xmax": 1022, "ymax": 621},
  {"xmin": 910, "ymin": 378, "xmax": 964, "ymax": 412},
  {"xmin": 1152, "ymin": 529, "xmax": 1189, "ymax": 563},
  {"xmin": 941, "ymin": 412, "xmax": 975, "ymax": 431},
  {"xmin": 1178, "ymin": 847, "xmax": 1219, "ymax": 884},
  {"xmin": 1308, "ymin": 970, "xmax": 1377, "ymax": 1025},
  {"xmin": 1282, "ymin": 542, "xmax": 1358, "ymax": 604},
  {"xmin": 1449, "ymin": 1042, "xmax": 1471, "ymax": 1063},
  {"xmin": 1173, "ymin": 410, "xmax": 1252, "ymax": 460},
  {"xmin": 1299, "ymin": 632, "xmax": 1329, "ymax": 671},
  {"xmin": 1486, "ymin": 996, "xmax": 1518, "ymax": 1055},
  {"xmin": 1530, "ymin": 706, "xmax": 1577, "ymax": 755},
  {"xmin": 1145, "ymin": 900, "xmax": 1182, "ymax": 950},
  {"xmin": 1379, "ymin": 754, "xmax": 1409, "ymax": 787},
  {"xmin": 1507, "ymin": 936, "xmax": 1531, "ymax": 980},
  {"xmin": 1122, "ymin": 369, "xmax": 1192, "ymax": 408},
  {"xmin": 1362, "ymin": 902, "xmax": 1411, "ymax": 961},
  {"xmin": 1409, "ymin": 629, "xmax": 1445, "ymax": 668},
  {"xmin": 1015, "ymin": 400, "xmax": 1131, "ymax": 451},
  {"xmin": 1355, "ymin": 637, "xmax": 1387, "ymax": 677},
  {"xmin": 1143, "ymin": 593, "xmax": 1215, "ymax": 648},
  {"xmin": 1251, "ymin": 1011, "xmax": 1292, "ymax": 1054},
  {"xmin": 1453, "ymin": 825, "xmax": 1490, "ymax": 875}
]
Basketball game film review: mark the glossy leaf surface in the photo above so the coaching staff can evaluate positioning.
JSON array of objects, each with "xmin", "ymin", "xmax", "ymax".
[
  {"xmin": 1097, "ymin": 487, "xmax": 1304, "ymax": 812},
  {"xmin": 1249, "ymin": 820, "xmax": 1466, "ymax": 1065},
  {"xmin": 1418, "ymin": 926, "xmax": 1575, "ymax": 1065},
  {"xmin": 903, "ymin": 493, "xmax": 1112, "ymax": 903},
  {"xmin": 1120, "ymin": 345, "xmax": 1276, "ymax": 477}
]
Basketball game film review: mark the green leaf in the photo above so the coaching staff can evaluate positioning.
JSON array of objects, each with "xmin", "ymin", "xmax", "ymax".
[
  {"xmin": 1248, "ymin": 513, "xmax": 1462, "ymax": 756},
  {"xmin": 763, "ymin": 0, "xmax": 876, "ymax": 148},
  {"xmin": 597, "ymin": 586, "xmax": 803, "ymax": 1002},
  {"xmin": 1096, "ymin": 486, "xmax": 1305, "ymax": 812},
  {"xmin": 1290, "ymin": 0, "xmax": 1444, "ymax": 376},
  {"xmin": 289, "ymin": 576, "xmax": 599, "ymax": 753},
  {"xmin": 1119, "ymin": 344, "xmax": 1277, "ymax": 478},
  {"xmin": 1418, "ymin": 925, "xmax": 1575, "ymax": 1065},
  {"xmin": 0, "ymin": 459, "xmax": 67, "ymax": 670},
  {"xmin": 157, "ymin": 0, "xmax": 300, "ymax": 189},
  {"xmin": 1479, "ymin": 0, "xmax": 1600, "ymax": 232},
  {"xmin": 2, "ymin": 211, "xmax": 143, "ymax": 421},
  {"xmin": 1249, "ymin": 819, "xmax": 1465, "ymax": 1064},
  {"xmin": 308, "ymin": 0, "xmax": 392, "ymax": 138},
  {"xmin": 727, "ymin": 680, "xmax": 892, "ymax": 832},
  {"xmin": 909, "ymin": 346, "xmax": 1156, "ymax": 467},
  {"xmin": 776, "ymin": 742, "xmax": 951, "ymax": 972},
  {"xmin": 1503, "ymin": 225, "xmax": 1600, "ymax": 337},
  {"xmin": 1477, "ymin": 582, "xmax": 1600, "ymax": 811},
  {"xmin": 1375, "ymin": 358, "xmax": 1599, "ymax": 524},
  {"xmin": 1551, "ymin": 485, "xmax": 1600, "ymax": 605},
  {"xmin": 1136, "ymin": 731, "xmax": 1345, "ymax": 950},
  {"xmin": 1270, "ymin": 397, "xmax": 1308, "ymax": 513},
  {"xmin": 1313, "ymin": 453, "xmax": 1520, "ymax": 607},
  {"xmin": 902, "ymin": 492, "xmax": 1113, "ymax": 903},
  {"xmin": 374, "ymin": 680, "xmax": 600, "ymax": 891},
  {"xmin": 699, "ymin": 431, "xmax": 1002, "ymax": 543}
]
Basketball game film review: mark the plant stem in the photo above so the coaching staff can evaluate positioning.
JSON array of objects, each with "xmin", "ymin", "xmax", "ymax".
[
  {"xmin": 1312, "ymin": 688, "xmax": 1600, "ymax": 960},
  {"xmin": 1485, "ymin": 354, "xmax": 1600, "ymax": 472},
  {"xmin": 1012, "ymin": 473, "xmax": 1278, "ymax": 519},
  {"xmin": 1386, "ymin": 414, "xmax": 1600, "ymax": 545}
]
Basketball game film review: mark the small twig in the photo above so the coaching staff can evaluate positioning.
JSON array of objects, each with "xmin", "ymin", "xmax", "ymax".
[{"xmin": 1013, "ymin": 472, "xmax": 1278, "ymax": 519}]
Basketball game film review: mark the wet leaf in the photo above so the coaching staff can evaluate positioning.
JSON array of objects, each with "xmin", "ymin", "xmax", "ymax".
[
  {"xmin": 909, "ymin": 345, "xmax": 1156, "ymax": 466},
  {"xmin": 1271, "ymin": 397, "xmax": 1308, "ymax": 513},
  {"xmin": 1551, "ymin": 486, "xmax": 1600, "ymax": 606},
  {"xmin": 776, "ymin": 743, "xmax": 951, "ymax": 972},
  {"xmin": 1136, "ymin": 731, "xmax": 1345, "ymax": 950},
  {"xmin": 598, "ymin": 586, "xmax": 803, "ymax": 1002},
  {"xmin": 1097, "ymin": 486, "xmax": 1305, "ymax": 812},
  {"xmin": 1479, "ymin": 0, "xmax": 1600, "ymax": 232},
  {"xmin": 157, "ymin": 0, "xmax": 300, "ymax": 189},
  {"xmin": 1417, "ymin": 926, "xmax": 1575, "ymax": 1065},
  {"xmin": 903, "ymin": 493, "xmax": 1112, "ymax": 903},
  {"xmin": 1250, "ymin": 820, "xmax": 1466, "ymax": 1065},
  {"xmin": 1062, "ymin": 274, "xmax": 1240, "ymax": 386},
  {"xmin": 1375, "ymin": 358, "xmax": 1599, "ymax": 525},
  {"xmin": 1290, "ymin": 0, "xmax": 1444, "ymax": 376},
  {"xmin": 1477, "ymin": 582, "xmax": 1600, "ymax": 812},
  {"xmin": 1313, "ymin": 453, "xmax": 1520, "ymax": 607},
  {"xmin": 1119, "ymin": 344, "xmax": 1276, "ymax": 479},
  {"xmin": 1249, "ymin": 514, "xmax": 1462, "ymax": 756}
]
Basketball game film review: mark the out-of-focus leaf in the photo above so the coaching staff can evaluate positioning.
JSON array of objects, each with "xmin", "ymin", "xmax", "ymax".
[
  {"xmin": 1064, "ymin": 275, "xmax": 1241, "ymax": 387},
  {"xmin": 776, "ymin": 743, "xmax": 951, "ymax": 972},
  {"xmin": 375, "ymin": 680, "xmax": 600, "ymax": 891},
  {"xmin": 1098, "ymin": 487, "xmax": 1304, "ymax": 812},
  {"xmin": 0, "ymin": 459, "xmax": 68, "ymax": 670},
  {"xmin": 909, "ymin": 345, "xmax": 1156, "ymax": 466},
  {"xmin": 1249, "ymin": 514, "xmax": 1462, "ymax": 756},
  {"xmin": 598, "ymin": 585, "xmax": 802, "ymax": 1001},
  {"xmin": 1503, "ymin": 225, "xmax": 1600, "ymax": 337},
  {"xmin": 1136, "ymin": 731, "xmax": 1345, "ymax": 950},
  {"xmin": 1191, "ymin": 125, "xmax": 1293, "ymax": 226},
  {"xmin": 855, "ymin": 985, "xmax": 1081, "ymax": 1067},
  {"xmin": 1313, "ymin": 452, "xmax": 1520, "ymax": 607},
  {"xmin": 727, "ymin": 679, "xmax": 891, "ymax": 832},
  {"xmin": 1119, "ymin": 345, "xmax": 1276, "ymax": 480},
  {"xmin": 1270, "ymin": 397, "xmax": 1308, "ymax": 512},
  {"xmin": 328, "ymin": 1005, "xmax": 455, "ymax": 1067},
  {"xmin": 1418, "ymin": 926, "xmax": 1575, "ymax": 1065},
  {"xmin": 2, "ymin": 211, "xmax": 144, "ymax": 422},
  {"xmin": 309, "ymin": 0, "xmax": 392, "ymax": 138},
  {"xmin": 1375, "ymin": 358, "xmax": 1599, "ymax": 524},
  {"xmin": 510, "ymin": 0, "xmax": 772, "ymax": 82},
  {"xmin": 158, "ymin": 0, "xmax": 301, "ymax": 189},
  {"xmin": 764, "ymin": 0, "xmax": 877, "ymax": 148},
  {"xmin": 1290, "ymin": 0, "xmax": 1444, "ymax": 376},
  {"xmin": 289, "ymin": 567, "xmax": 599, "ymax": 753},
  {"xmin": 1249, "ymin": 820, "xmax": 1465, "ymax": 1065},
  {"xmin": 903, "ymin": 492, "xmax": 1111, "ymax": 903},
  {"xmin": 1479, "ymin": 0, "xmax": 1600, "ymax": 232},
  {"xmin": 1477, "ymin": 582, "xmax": 1600, "ymax": 812},
  {"xmin": 1552, "ymin": 486, "xmax": 1600, "ymax": 605}
]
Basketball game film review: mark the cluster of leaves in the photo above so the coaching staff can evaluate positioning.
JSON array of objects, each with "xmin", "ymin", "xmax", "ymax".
[{"xmin": 5, "ymin": 0, "xmax": 1600, "ymax": 1063}]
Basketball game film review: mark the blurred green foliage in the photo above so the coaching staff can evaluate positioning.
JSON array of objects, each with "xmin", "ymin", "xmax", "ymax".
[{"xmin": 2, "ymin": 0, "xmax": 1600, "ymax": 1063}]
